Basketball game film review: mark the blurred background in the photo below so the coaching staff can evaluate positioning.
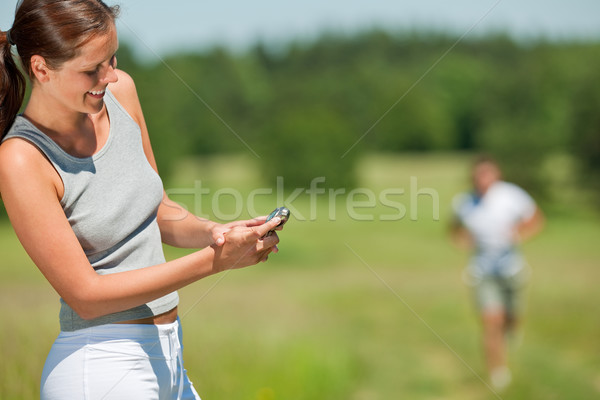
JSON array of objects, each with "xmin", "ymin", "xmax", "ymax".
[{"xmin": 1, "ymin": 1, "xmax": 599, "ymax": 399}]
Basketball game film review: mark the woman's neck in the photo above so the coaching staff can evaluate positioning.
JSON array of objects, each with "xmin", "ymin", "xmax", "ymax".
[{"xmin": 23, "ymin": 90, "xmax": 108, "ymax": 158}]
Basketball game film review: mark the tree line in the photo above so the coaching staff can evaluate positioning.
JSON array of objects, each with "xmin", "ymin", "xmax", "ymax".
[{"xmin": 117, "ymin": 30, "xmax": 599, "ymax": 202}]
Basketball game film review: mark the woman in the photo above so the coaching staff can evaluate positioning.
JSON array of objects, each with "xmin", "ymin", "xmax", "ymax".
[
  {"xmin": 0, "ymin": 1, "xmax": 281, "ymax": 398},
  {"xmin": 450, "ymin": 156, "xmax": 544, "ymax": 391}
]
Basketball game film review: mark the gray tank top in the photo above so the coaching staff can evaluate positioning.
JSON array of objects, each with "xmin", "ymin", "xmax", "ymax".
[{"xmin": 3, "ymin": 89, "xmax": 178, "ymax": 331}]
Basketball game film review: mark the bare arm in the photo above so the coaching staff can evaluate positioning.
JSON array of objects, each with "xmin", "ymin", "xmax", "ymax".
[{"xmin": 155, "ymin": 193, "xmax": 270, "ymax": 248}]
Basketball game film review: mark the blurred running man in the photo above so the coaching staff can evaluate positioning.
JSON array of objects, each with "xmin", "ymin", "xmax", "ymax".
[{"xmin": 450, "ymin": 156, "xmax": 544, "ymax": 391}]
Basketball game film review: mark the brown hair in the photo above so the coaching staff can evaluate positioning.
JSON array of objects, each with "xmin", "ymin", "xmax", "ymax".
[{"xmin": 0, "ymin": 0, "xmax": 120, "ymax": 138}]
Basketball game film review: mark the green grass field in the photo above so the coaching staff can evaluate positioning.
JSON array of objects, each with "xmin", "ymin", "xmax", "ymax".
[{"xmin": 1, "ymin": 154, "xmax": 599, "ymax": 399}]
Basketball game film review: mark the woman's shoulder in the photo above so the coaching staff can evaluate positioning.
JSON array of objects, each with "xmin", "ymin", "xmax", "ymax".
[
  {"xmin": 0, "ymin": 117, "xmax": 48, "ymax": 168},
  {"xmin": 0, "ymin": 134, "xmax": 39, "ymax": 168},
  {"xmin": 109, "ymin": 69, "xmax": 136, "ymax": 95},
  {"xmin": 0, "ymin": 133, "xmax": 60, "ymax": 195},
  {"xmin": 107, "ymin": 69, "xmax": 144, "ymax": 126},
  {"xmin": 108, "ymin": 69, "xmax": 138, "ymax": 107}
]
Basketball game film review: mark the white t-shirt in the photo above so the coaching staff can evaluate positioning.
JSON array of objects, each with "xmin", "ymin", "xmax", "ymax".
[{"xmin": 453, "ymin": 181, "xmax": 537, "ymax": 254}]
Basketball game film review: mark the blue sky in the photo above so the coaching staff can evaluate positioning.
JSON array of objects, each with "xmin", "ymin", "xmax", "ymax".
[{"xmin": 2, "ymin": 0, "xmax": 600, "ymax": 59}]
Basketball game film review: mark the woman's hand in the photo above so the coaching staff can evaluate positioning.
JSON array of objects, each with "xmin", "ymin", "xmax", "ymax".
[
  {"xmin": 211, "ymin": 217, "xmax": 282, "ymax": 272},
  {"xmin": 211, "ymin": 215, "xmax": 284, "ymax": 246}
]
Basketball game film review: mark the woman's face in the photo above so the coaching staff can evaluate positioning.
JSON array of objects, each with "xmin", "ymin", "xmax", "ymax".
[{"xmin": 43, "ymin": 25, "xmax": 119, "ymax": 116}]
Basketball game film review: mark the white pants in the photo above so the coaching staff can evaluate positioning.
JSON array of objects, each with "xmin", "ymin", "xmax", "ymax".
[{"xmin": 41, "ymin": 318, "xmax": 201, "ymax": 400}]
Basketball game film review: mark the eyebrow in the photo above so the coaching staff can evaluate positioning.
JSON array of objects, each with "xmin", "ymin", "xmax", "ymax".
[{"xmin": 81, "ymin": 52, "xmax": 118, "ymax": 70}]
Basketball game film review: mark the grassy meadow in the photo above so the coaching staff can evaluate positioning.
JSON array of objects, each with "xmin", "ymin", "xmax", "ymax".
[{"xmin": 1, "ymin": 153, "xmax": 598, "ymax": 399}]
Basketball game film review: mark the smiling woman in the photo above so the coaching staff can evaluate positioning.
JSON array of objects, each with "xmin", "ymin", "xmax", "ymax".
[
  {"xmin": 24, "ymin": 31, "xmax": 119, "ymax": 155},
  {"xmin": 0, "ymin": 1, "xmax": 283, "ymax": 399}
]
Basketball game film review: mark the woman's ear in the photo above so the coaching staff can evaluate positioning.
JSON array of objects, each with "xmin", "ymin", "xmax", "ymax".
[{"xmin": 30, "ymin": 55, "xmax": 51, "ymax": 83}]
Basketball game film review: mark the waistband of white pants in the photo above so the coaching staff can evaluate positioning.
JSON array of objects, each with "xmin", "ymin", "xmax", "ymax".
[{"xmin": 57, "ymin": 317, "xmax": 180, "ymax": 339}]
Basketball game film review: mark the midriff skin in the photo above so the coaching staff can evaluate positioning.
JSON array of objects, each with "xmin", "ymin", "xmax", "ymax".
[{"xmin": 115, "ymin": 306, "xmax": 178, "ymax": 325}]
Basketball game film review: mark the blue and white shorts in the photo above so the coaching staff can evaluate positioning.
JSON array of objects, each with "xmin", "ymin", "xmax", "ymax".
[{"xmin": 464, "ymin": 251, "xmax": 531, "ymax": 316}]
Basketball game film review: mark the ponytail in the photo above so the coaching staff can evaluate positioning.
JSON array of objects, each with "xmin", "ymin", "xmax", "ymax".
[{"xmin": 0, "ymin": 30, "xmax": 26, "ymax": 139}]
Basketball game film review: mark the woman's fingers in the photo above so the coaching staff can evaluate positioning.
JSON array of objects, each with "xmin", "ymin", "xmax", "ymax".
[
  {"xmin": 211, "ymin": 218, "xmax": 282, "ymax": 271},
  {"xmin": 254, "ymin": 216, "xmax": 282, "ymax": 238}
]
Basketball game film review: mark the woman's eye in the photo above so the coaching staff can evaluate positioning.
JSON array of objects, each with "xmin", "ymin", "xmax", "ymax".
[{"xmin": 84, "ymin": 55, "xmax": 116, "ymax": 76}]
